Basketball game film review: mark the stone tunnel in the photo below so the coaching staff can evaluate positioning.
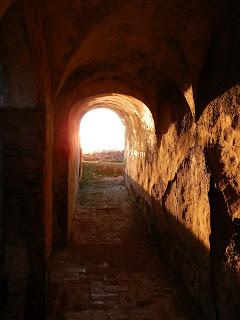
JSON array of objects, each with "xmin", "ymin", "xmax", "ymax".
[{"xmin": 0, "ymin": 1, "xmax": 240, "ymax": 319}]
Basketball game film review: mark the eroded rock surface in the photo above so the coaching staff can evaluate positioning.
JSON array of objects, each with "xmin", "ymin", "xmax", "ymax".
[{"xmin": 126, "ymin": 85, "xmax": 240, "ymax": 319}]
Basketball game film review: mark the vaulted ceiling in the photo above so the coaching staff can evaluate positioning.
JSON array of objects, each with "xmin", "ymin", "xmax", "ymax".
[{"xmin": 0, "ymin": 0, "xmax": 232, "ymax": 112}]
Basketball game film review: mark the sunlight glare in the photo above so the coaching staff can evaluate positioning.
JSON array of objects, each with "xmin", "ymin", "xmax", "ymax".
[{"xmin": 80, "ymin": 108, "xmax": 125, "ymax": 153}]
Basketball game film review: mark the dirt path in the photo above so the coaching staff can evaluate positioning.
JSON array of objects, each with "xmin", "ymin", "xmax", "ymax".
[{"xmin": 47, "ymin": 175, "xmax": 200, "ymax": 319}]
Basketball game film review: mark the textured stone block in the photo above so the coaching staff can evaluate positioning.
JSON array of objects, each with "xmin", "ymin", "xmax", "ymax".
[{"xmin": 5, "ymin": 157, "xmax": 38, "ymax": 174}]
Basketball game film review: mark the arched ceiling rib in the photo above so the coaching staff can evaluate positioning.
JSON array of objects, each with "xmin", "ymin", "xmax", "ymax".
[{"xmin": 70, "ymin": 93, "xmax": 155, "ymax": 137}]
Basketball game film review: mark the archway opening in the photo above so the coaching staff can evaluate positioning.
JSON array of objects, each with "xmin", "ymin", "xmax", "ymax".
[
  {"xmin": 79, "ymin": 107, "xmax": 126, "ymax": 184},
  {"xmin": 53, "ymin": 92, "xmax": 157, "ymax": 246}
]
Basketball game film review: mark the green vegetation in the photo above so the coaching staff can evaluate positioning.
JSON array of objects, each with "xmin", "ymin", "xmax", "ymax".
[{"xmin": 80, "ymin": 161, "xmax": 124, "ymax": 185}]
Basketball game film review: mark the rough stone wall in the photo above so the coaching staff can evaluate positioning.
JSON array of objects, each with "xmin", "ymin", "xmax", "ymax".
[
  {"xmin": 124, "ymin": 11, "xmax": 240, "ymax": 319},
  {"xmin": 0, "ymin": 138, "xmax": 7, "ymax": 309},
  {"xmin": 52, "ymin": 107, "xmax": 70, "ymax": 247},
  {"xmin": 0, "ymin": 109, "xmax": 46, "ymax": 319},
  {"xmin": 198, "ymin": 86, "xmax": 240, "ymax": 319},
  {"xmin": 68, "ymin": 116, "xmax": 80, "ymax": 242},
  {"xmin": 125, "ymin": 87, "xmax": 240, "ymax": 320}
]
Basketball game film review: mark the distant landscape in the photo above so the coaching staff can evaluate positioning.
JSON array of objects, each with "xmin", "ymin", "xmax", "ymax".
[{"xmin": 82, "ymin": 149, "xmax": 124, "ymax": 163}]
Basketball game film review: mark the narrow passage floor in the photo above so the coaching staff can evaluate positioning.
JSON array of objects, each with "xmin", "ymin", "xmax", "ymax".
[{"xmin": 48, "ymin": 173, "xmax": 200, "ymax": 320}]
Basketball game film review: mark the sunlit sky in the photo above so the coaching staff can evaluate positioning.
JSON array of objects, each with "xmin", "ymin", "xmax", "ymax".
[{"xmin": 80, "ymin": 108, "xmax": 125, "ymax": 153}]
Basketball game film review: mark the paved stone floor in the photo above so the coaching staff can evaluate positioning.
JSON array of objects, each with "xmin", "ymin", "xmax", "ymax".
[{"xmin": 47, "ymin": 176, "xmax": 201, "ymax": 320}]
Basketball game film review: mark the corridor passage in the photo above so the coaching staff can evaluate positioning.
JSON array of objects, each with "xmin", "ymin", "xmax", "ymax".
[{"xmin": 47, "ymin": 168, "xmax": 200, "ymax": 320}]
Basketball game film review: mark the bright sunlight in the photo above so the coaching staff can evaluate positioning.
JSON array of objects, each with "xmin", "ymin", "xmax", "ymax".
[{"xmin": 80, "ymin": 108, "xmax": 125, "ymax": 153}]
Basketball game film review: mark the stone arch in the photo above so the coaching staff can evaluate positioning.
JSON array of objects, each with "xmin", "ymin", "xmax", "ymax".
[{"xmin": 52, "ymin": 83, "xmax": 157, "ymax": 247}]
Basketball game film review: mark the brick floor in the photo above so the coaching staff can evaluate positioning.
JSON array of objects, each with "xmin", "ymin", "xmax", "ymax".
[{"xmin": 47, "ymin": 176, "xmax": 201, "ymax": 320}]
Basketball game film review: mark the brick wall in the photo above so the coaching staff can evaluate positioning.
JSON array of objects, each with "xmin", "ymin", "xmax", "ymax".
[
  {"xmin": 0, "ymin": 108, "xmax": 46, "ymax": 319},
  {"xmin": 0, "ymin": 138, "xmax": 7, "ymax": 309}
]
